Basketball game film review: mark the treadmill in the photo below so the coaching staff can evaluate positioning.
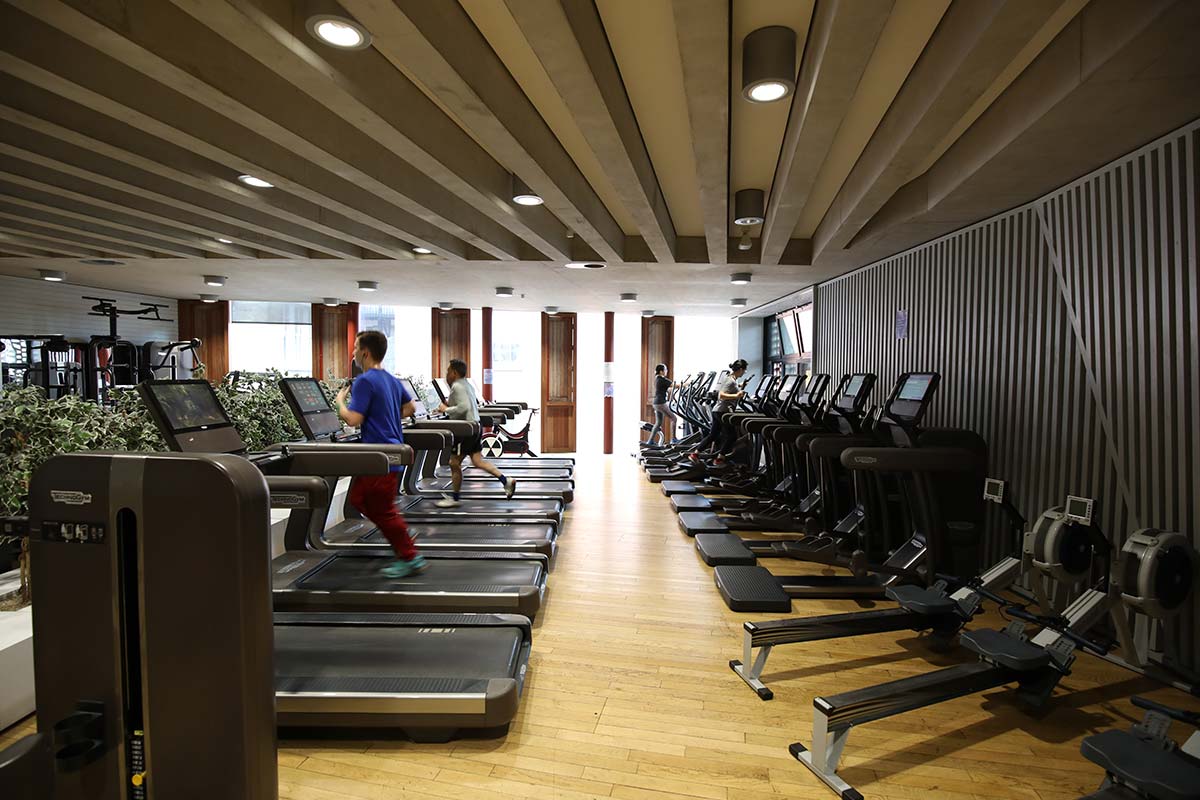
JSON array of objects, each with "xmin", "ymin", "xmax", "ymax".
[
  {"xmin": 279, "ymin": 376, "xmax": 559, "ymax": 560},
  {"xmin": 401, "ymin": 379, "xmax": 575, "ymax": 502},
  {"xmin": 101, "ymin": 433, "xmax": 532, "ymax": 742},
  {"xmin": 139, "ymin": 379, "xmax": 549, "ymax": 620},
  {"xmin": 431, "ymin": 377, "xmax": 574, "ymax": 476},
  {"xmin": 273, "ymin": 376, "xmax": 567, "ymax": 522}
]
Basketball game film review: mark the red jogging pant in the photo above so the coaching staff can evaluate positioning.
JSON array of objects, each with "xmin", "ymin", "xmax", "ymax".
[{"xmin": 348, "ymin": 473, "xmax": 417, "ymax": 560}]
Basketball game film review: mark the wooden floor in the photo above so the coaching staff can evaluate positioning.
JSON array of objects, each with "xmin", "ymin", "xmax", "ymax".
[{"xmin": 4, "ymin": 453, "xmax": 1196, "ymax": 799}]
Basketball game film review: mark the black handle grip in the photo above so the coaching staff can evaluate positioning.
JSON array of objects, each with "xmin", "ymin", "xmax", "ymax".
[{"xmin": 1131, "ymin": 695, "xmax": 1200, "ymax": 724}]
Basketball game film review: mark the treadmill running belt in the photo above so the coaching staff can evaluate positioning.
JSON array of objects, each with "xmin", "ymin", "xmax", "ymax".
[
  {"xmin": 399, "ymin": 497, "xmax": 560, "ymax": 515},
  {"xmin": 275, "ymin": 625, "xmax": 522, "ymax": 679},
  {"xmin": 295, "ymin": 555, "xmax": 543, "ymax": 592}
]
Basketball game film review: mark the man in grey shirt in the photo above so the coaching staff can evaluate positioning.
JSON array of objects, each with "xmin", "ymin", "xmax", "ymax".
[{"xmin": 433, "ymin": 358, "xmax": 516, "ymax": 507}]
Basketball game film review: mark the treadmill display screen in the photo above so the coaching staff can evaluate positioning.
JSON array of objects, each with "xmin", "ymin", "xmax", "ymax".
[
  {"xmin": 843, "ymin": 375, "xmax": 866, "ymax": 399},
  {"xmin": 433, "ymin": 378, "xmax": 451, "ymax": 403},
  {"xmin": 899, "ymin": 373, "xmax": 934, "ymax": 402},
  {"xmin": 399, "ymin": 378, "xmax": 428, "ymax": 417},
  {"xmin": 148, "ymin": 382, "xmax": 230, "ymax": 432},
  {"xmin": 290, "ymin": 379, "xmax": 331, "ymax": 413}
]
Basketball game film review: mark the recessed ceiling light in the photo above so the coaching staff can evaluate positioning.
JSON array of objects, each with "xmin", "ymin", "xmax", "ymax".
[
  {"xmin": 438, "ymin": 302, "xmax": 453, "ymax": 310},
  {"xmin": 39, "ymin": 269, "xmax": 66, "ymax": 282},
  {"xmin": 742, "ymin": 26, "xmax": 797, "ymax": 104},
  {"xmin": 738, "ymin": 234, "xmax": 753, "ymax": 251},
  {"xmin": 511, "ymin": 174, "xmax": 543, "ymax": 206},
  {"xmin": 80, "ymin": 258, "xmax": 124, "ymax": 266},
  {"xmin": 357, "ymin": 280, "xmax": 378, "ymax": 292},
  {"xmin": 731, "ymin": 298, "xmax": 748, "ymax": 308},
  {"xmin": 620, "ymin": 292, "xmax": 637, "ymax": 303},
  {"xmin": 237, "ymin": 174, "xmax": 273, "ymax": 188},
  {"xmin": 412, "ymin": 246, "xmax": 433, "ymax": 255},
  {"xmin": 307, "ymin": 15, "xmax": 372, "ymax": 50},
  {"xmin": 200, "ymin": 294, "xmax": 219, "ymax": 303},
  {"xmin": 730, "ymin": 272, "xmax": 752, "ymax": 285},
  {"xmin": 216, "ymin": 237, "xmax": 233, "ymax": 244},
  {"xmin": 323, "ymin": 297, "xmax": 340, "ymax": 307},
  {"xmin": 203, "ymin": 275, "xmax": 227, "ymax": 287},
  {"xmin": 566, "ymin": 262, "xmax": 605, "ymax": 270},
  {"xmin": 733, "ymin": 189, "xmax": 765, "ymax": 226},
  {"xmin": 495, "ymin": 286, "xmax": 514, "ymax": 298},
  {"xmin": 544, "ymin": 306, "xmax": 559, "ymax": 315},
  {"xmin": 641, "ymin": 309, "xmax": 655, "ymax": 317}
]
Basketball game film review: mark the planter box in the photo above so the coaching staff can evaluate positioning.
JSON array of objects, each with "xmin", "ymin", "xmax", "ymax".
[{"xmin": 0, "ymin": 605, "xmax": 34, "ymax": 732}]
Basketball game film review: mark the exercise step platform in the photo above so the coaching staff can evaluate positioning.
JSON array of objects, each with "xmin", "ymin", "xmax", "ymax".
[
  {"xmin": 714, "ymin": 565, "xmax": 791, "ymax": 612},
  {"xmin": 677, "ymin": 510, "xmax": 731, "ymax": 537},
  {"xmin": 695, "ymin": 533, "xmax": 757, "ymax": 567},
  {"xmin": 671, "ymin": 494, "xmax": 713, "ymax": 512},
  {"xmin": 660, "ymin": 480, "xmax": 697, "ymax": 496}
]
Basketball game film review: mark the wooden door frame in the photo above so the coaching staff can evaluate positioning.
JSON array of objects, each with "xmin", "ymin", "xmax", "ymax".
[
  {"xmin": 540, "ymin": 311, "xmax": 577, "ymax": 453},
  {"xmin": 640, "ymin": 315, "xmax": 674, "ymax": 441}
]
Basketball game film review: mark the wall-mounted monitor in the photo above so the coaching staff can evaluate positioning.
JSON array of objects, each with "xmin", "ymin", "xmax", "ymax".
[
  {"xmin": 795, "ymin": 304, "xmax": 814, "ymax": 356},
  {"xmin": 778, "ymin": 314, "xmax": 799, "ymax": 357}
]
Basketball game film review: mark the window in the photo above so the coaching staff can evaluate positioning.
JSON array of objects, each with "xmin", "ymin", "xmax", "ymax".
[
  {"xmin": 357, "ymin": 305, "xmax": 433, "ymax": 379},
  {"xmin": 229, "ymin": 301, "xmax": 312, "ymax": 376}
]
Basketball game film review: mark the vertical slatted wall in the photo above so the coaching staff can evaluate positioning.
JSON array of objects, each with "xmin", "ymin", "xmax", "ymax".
[{"xmin": 814, "ymin": 119, "xmax": 1199, "ymax": 672}]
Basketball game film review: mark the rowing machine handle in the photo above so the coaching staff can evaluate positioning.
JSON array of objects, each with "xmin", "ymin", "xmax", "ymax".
[{"xmin": 1132, "ymin": 695, "xmax": 1200, "ymax": 721}]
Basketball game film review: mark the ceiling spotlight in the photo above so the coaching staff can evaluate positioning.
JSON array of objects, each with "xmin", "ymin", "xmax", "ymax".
[
  {"xmin": 730, "ymin": 272, "xmax": 752, "ymax": 285},
  {"xmin": 734, "ymin": 189, "xmax": 765, "ymax": 226},
  {"xmin": 357, "ymin": 280, "xmax": 379, "ymax": 292},
  {"xmin": 641, "ymin": 309, "xmax": 655, "ymax": 318},
  {"xmin": 237, "ymin": 174, "xmax": 273, "ymax": 188},
  {"xmin": 200, "ymin": 294, "xmax": 219, "ymax": 304},
  {"xmin": 306, "ymin": 14, "xmax": 372, "ymax": 50},
  {"xmin": 216, "ymin": 237, "xmax": 233, "ymax": 244},
  {"xmin": 620, "ymin": 292, "xmax": 637, "ymax": 303},
  {"xmin": 438, "ymin": 302, "xmax": 453, "ymax": 310},
  {"xmin": 412, "ymin": 246, "xmax": 433, "ymax": 255},
  {"xmin": 566, "ymin": 261, "xmax": 606, "ymax": 270},
  {"xmin": 203, "ymin": 275, "xmax": 227, "ymax": 287},
  {"xmin": 731, "ymin": 298, "xmax": 748, "ymax": 308},
  {"xmin": 496, "ymin": 286, "xmax": 514, "ymax": 298},
  {"xmin": 544, "ymin": 306, "xmax": 559, "ymax": 315},
  {"xmin": 742, "ymin": 26, "xmax": 796, "ymax": 103},
  {"xmin": 39, "ymin": 269, "xmax": 66, "ymax": 282},
  {"xmin": 80, "ymin": 258, "xmax": 124, "ymax": 266},
  {"xmin": 738, "ymin": 234, "xmax": 753, "ymax": 252},
  {"xmin": 511, "ymin": 174, "xmax": 543, "ymax": 206},
  {"xmin": 323, "ymin": 297, "xmax": 341, "ymax": 307}
]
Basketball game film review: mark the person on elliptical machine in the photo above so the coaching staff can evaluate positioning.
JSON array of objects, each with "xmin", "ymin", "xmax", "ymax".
[
  {"xmin": 646, "ymin": 363, "xmax": 678, "ymax": 445},
  {"xmin": 435, "ymin": 358, "xmax": 517, "ymax": 507},
  {"xmin": 335, "ymin": 330, "xmax": 426, "ymax": 578},
  {"xmin": 689, "ymin": 359, "xmax": 747, "ymax": 464}
]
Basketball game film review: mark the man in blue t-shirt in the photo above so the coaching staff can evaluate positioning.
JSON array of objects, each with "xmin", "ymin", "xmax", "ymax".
[{"xmin": 335, "ymin": 330, "xmax": 425, "ymax": 578}]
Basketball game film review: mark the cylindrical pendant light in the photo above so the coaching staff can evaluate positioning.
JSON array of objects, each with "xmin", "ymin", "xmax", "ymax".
[{"xmin": 742, "ymin": 26, "xmax": 796, "ymax": 103}]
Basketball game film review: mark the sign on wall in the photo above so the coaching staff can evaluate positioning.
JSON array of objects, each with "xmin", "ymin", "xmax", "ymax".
[{"xmin": 895, "ymin": 309, "xmax": 909, "ymax": 340}]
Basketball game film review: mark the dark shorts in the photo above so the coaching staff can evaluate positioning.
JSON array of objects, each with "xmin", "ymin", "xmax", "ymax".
[{"xmin": 455, "ymin": 432, "xmax": 484, "ymax": 457}]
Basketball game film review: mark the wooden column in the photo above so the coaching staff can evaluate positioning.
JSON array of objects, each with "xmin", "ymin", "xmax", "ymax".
[
  {"xmin": 177, "ymin": 299, "xmax": 229, "ymax": 382},
  {"xmin": 603, "ymin": 311, "xmax": 614, "ymax": 454},
  {"xmin": 481, "ymin": 305, "xmax": 493, "ymax": 402}
]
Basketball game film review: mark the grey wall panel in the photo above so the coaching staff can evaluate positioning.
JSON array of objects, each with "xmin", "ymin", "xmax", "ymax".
[
  {"xmin": 814, "ymin": 118, "xmax": 1199, "ymax": 673},
  {"xmin": 0, "ymin": 274, "xmax": 177, "ymax": 342}
]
